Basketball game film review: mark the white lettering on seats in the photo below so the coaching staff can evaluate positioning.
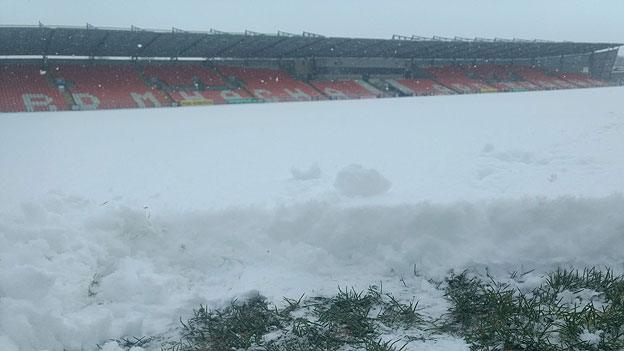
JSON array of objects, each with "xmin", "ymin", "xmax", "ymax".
[
  {"xmin": 220, "ymin": 90, "xmax": 243, "ymax": 101},
  {"xmin": 323, "ymin": 88, "xmax": 349, "ymax": 99},
  {"xmin": 22, "ymin": 94, "xmax": 57, "ymax": 112},
  {"xmin": 283, "ymin": 88, "xmax": 311, "ymax": 101},
  {"xmin": 179, "ymin": 91, "xmax": 205, "ymax": 100},
  {"xmin": 253, "ymin": 89, "xmax": 279, "ymax": 102},
  {"xmin": 130, "ymin": 92, "xmax": 162, "ymax": 108},
  {"xmin": 72, "ymin": 93, "xmax": 100, "ymax": 110},
  {"xmin": 451, "ymin": 84, "xmax": 473, "ymax": 93},
  {"xmin": 433, "ymin": 85, "xmax": 454, "ymax": 94}
]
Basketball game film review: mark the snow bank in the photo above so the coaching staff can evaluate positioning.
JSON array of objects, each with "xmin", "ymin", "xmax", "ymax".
[{"xmin": 1, "ymin": 193, "xmax": 624, "ymax": 349}]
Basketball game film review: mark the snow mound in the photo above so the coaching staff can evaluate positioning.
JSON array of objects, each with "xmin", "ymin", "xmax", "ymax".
[
  {"xmin": 334, "ymin": 164, "xmax": 391, "ymax": 197},
  {"xmin": 2, "ymin": 193, "xmax": 624, "ymax": 349},
  {"xmin": 290, "ymin": 164, "xmax": 322, "ymax": 181}
]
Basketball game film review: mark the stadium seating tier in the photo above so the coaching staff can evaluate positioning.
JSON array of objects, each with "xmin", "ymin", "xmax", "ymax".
[
  {"xmin": 53, "ymin": 64, "xmax": 171, "ymax": 110},
  {"xmin": 217, "ymin": 66, "xmax": 325, "ymax": 102},
  {"xmin": 0, "ymin": 63, "xmax": 611, "ymax": 113},
  {"xmin": 0, "ymin": 64, "xmax": 69, "ymax": 112}
]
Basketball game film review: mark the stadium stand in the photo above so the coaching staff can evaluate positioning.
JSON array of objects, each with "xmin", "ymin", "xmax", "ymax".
[
  {"xmin": 0, "ymin": 64, "xmax": 68, "ymax": 112},
  {"xmin": 426, "ymin": 66, "xmax": 498, "ymax": 94},
  {"xmin": 511, "ymin": 66, "xmax": 577, "ymax": 89},
  {"xmin": 217, "ymin": 66, "xmax": 325, "ymax": 102},
  {"xmin": 463, "ymin": 64, "xmax": 540, "ymax": 92},
  {"xmin": 310, "ymin": 79, "xmax": 384, "ymax": 99},
  {"xmin": 385, "ymin": 78, "xmax": 456, "ymax": 96},
  {"xmin": 0, "ymin": 25, "xmax": 620, "ymax": 113},
  {"xmin": 558, "ymin": 72, "xmax": 608, "ymax": 88},
  {"xmin": 142, "ymin": 63, "xmax": 254, "ymax": 105},
  {"xmin": 142, "ymin": 64, "xmax": 226, "ymax": 89},
  {"xmin": 53, "ymin": 64, "xmax": 169, "ymax": 110},
  {"xmin": 168, "ymin": 89, "xmax": 254, "ymax": 106}
]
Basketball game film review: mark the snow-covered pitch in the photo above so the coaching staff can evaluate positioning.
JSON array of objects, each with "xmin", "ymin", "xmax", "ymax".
[{"xmin": 1, "ymin": 88, "xmax": 624, "ymax": 350}]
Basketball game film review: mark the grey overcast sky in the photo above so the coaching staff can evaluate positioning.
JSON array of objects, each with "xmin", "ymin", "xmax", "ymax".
[{"xmin": 0, "ymin": 0, "xmax": 622, "ymax": 43}]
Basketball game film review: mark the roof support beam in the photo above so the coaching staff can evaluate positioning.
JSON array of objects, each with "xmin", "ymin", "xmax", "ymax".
[
  {"xmin": 248, "ymin": 36, "xmax": 291, "ymax": 57},
  {"xmin": 89, "ymin": 31, "xmax": 111, "ymax": 57},
  {"xmin": 397, "ymin": 41, "xmax": 447, "ymax": 59},
  {"xmin": 279, "ymin": 37, "xmax": 326, "ymax": 58},
  {"xmin": 319, "ymin": 38, "xmax": 359, "ymax": 57},
  {"xmin": 177, "ymin": 35, "xmax": 208, "ymax": 57},
  {"xmin": 43, "ymin": 28, "xmax": 55, "ymax": 56},
  {"xmin": 213, "ymin": 36, "xmax": 248, "ymax": 57},
  {"xmin": 136, "ymin": 33, "xmax": 164, "ymax": 57},
  {"xmin": 341, "ymin": 40, "xmax": 388, "ymax": 57}
]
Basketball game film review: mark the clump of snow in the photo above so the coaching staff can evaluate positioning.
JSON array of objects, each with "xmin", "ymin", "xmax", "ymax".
[
  {"xmin": 334, "ymin": 164, "xmax": 391, "ymax": 197},
  {"xmin": 579, "ymin": 329, "xmax": 602, "ymax": 346},
  {"xmin": 557, "ymin": 289, "xmax": 606, "ymax": 310},
  {"xmin": 290, "ymin": 164, "xmax": 322, "ymax": 180}
]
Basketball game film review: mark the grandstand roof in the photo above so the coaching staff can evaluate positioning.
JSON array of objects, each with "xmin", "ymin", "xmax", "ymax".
[{"xmin": 0, "ymin": 25, "xmax": 621, "ymax": 60}]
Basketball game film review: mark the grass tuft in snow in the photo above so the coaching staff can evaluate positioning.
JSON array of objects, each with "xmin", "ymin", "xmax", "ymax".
[
  {"xmin": 97, "ymin": 336, "xmax": 154, "ymax": 350},
  {"xmin": 167, "ymin": 293, "xmax": 283, "ymax": 350},
  {"xmin": 443, "ymin": 267, "xmax": 624, "ymax": 351},
  {"xmin": 166, "ymin": 285, "xmax": 428, "ymax": 351},
  {"xmin": 311, "ymin": 286, "xmax": 379, "ymax": 342}
]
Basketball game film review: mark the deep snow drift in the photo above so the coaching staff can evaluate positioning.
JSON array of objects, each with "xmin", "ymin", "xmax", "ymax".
[{"xmin": 1, "ymin": 88, "xmax": 624, "ymax": 350}]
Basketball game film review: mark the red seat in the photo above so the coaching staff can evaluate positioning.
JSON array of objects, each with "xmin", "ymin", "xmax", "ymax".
[
  {"xmin": 168, "ymin": 89, "xmax": 253, "ymax": 105},
  {"xmin": 559, "ymin": 72, "xmax": 608, "ymax": 88},
  {"xmin": 217, "ymin": 66, "xmax": 325, "ymax": 102},
  {"xmin": 53, "ymin": 64, "xmax": 170, "ymax": 110},
  {"xmin": 464, "ymin": 64, "xmax": 540, "ymax": 92},
  {"xmin": 0, "ymin": 64, "xmax": 69, "ymax": 112},
  {"xmin": 311, "ymin": 79, "xmax": 382, "ymax": 99},
  {"xmin": 511, "ymin": 66, "xmax": 576, "ymax": 89},
  {"xmin": 388, "ymin": 78, "xmax": 455, "ymax": 96},
  {"xmin": 142, "ymin": 64, "xmax": 226, "ymax": 88},
  {"xmin": 427, "ymin": 66, "xmax": 498, "ymax": 94}
]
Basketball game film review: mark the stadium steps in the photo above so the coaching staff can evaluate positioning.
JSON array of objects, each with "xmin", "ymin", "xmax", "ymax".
[
  {"xmin": 436, "ymin": 81, "xmax": 470, "ymax": 94},
  {"xmin": 356, "ymin": 79, "xmax": 387, "ymax": 97},
  {"xmin": 282, "ymin": 70, "xmax": 329, "ymax": 101},
  {"xmin": 382, "ymin": 79, "xmax": 415, "ymax": 96},
  {"xmin": 306, "ymin": 81, "xmax": 330, "ymax": 99},
  {"xmin": 136, "ymin": 68, "xmax": 175, "ymax": 107},
  {"xmin": 43, "ymin": 71, "xmax": 77, "ymax": 110},
  {"xmin": 59, "ymin": 89, "xmax": 77, "ymax": 109},
  {"xmin": 213, "ymin": 66, "xmax": 257, "ymax": 101},
  {"xmin": 365, "ymin": 78, "xmax": 402, "ymax": 97}
]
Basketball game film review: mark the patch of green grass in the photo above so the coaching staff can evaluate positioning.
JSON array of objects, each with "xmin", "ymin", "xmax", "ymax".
[
  {"xmin": 166, "ymin": 285, "xmax": 428, "ymax": 351},
  {"xmin": 443, "ymin": 267, "xmax": 624, "ymax": 351},
  {"xmin": 312, "ymin": 286, "xmax": 379, "ymax": 342},
  {"xmin": 167, "ymin": 293, "xmax": 283, "ymax": 350}
]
